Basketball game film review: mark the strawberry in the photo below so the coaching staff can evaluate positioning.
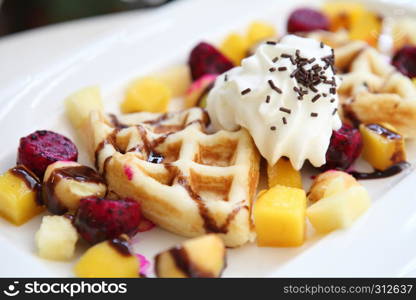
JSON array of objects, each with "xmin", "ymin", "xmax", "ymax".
[
  {"xmin": 287, "ymin": 8, "xmax": 330, "ymax": 34},
  {"xmin": 321, "ymin": 123, "xmax": 362, "ymax": 171},
  {"xmin": 74, "ymin": 197, "xmax": 141, "ymax": 244},
  {"xmin": 17, "ymin": 130, "xmax": 78, "ymax": 178},
  {"xmin": 188, "ymin": 42, "xmax": 234, "ymax": 81}
]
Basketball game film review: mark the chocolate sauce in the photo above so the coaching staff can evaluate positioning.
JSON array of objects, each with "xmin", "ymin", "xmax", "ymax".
[
  {"xmin": 109, "ymin": 114, "xmax": 128, "ymax": 129},
  {"xmin": 349, "ymin": 161, "xmax": 410, "ymax": 180},
  {"xmin": 155, "ymin": 246, "xmax": 225, "ymax": 278},
  {"xmin": 43, "ymin": 165, "xmax": 105, "ymax": 215},
  {"xmin": 11, "ymin": 165, "xmax": 42, "ymax": 205},
  {"xmin": 175, "ymin": 172, "xmax": 244, "ymax": 234},
  {"xmin": 109, "ymin": 236, "xmax": 132, "ymax": 256},
  {"xmin": 148, "ymin": 151, "xmax": 164, "ymax": 164},
  {"xmin": 366, "ymin": 124, "xmax": 401, "ymax": 139}
]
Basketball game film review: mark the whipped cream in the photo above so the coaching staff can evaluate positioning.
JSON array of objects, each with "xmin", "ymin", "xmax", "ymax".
[{"xmin": 207, "ymin": 35, "xmax": 342, "ymax": 170}]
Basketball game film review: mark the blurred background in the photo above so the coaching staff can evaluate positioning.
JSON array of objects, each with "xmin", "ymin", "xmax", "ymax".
[{"xmin": 0, "ymin": 0, "xmax": 174, "ymax": 37}]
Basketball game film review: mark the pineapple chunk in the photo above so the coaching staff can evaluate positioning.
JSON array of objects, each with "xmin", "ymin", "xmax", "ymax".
[
  {"xmin": 0, "ymin": 167, "xmax": 43, "ymax": 226},
  {"xmin": 151, "ymin": 64, "xmax": 191, "ymax": 97},
  {"xmin": 359, "ymin": 123, "xmax": 406, "ymax": 171},
  {"xmin": 220, "ymin": 33, "xmax": 249, "ymax": 66},
  {"xmin": 121, "ymin": 77, "xmax": 171, "ymax": 113},
  {"xmin": 322, "ymin": 2, "xmax": 366, "ymax": 32},
  {"xmin": 74, "ymin": 237, "xmax": 139, "ymax": 278},
  {"xmin": 155, "ymin": 234, "xmax": 226, "ymax": 278},
  {"xmin": 65, "ymin": 86, "xmax": 103, "ymax": 129},
  {"xmin": 254, "ymin": 185, "xmax": 306, "ymax": 247},
  {"xmin": 247, "ymin": 21, "xmax": 277, "ymax": 46},
  {"xmin": 35, "ymin": 215, "xmax": 78, "ymax": 261},
  {"xmin": 307, "ymin": 171, "xmax": 371, "ymax": 233},
  {"xmin": 267, "ymin": 158, "xmax": 302, "ymax": 189}
]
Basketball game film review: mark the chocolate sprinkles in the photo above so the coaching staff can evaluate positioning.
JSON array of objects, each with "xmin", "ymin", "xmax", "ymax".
[
  {"xmin": 332, "ymin": 108, "xmax": 338, "ymax": 115},
  {"xmin": 265, "ymin": 95, "xmax": 270, "ymax": 103},
  {"xmin": 278, "ymin": 67, "xmax": 287, "ymax": 71},
  {"xmin": 270, "ymin": 126, "xmax": 276, "ymax": 131},
  {"xmin": 282, "ymin": 117, "xmax": 287, "ymax": 124},
  {"xmin": 241, "ymin": 88, "xmax": 251, "ymax": 95},
  {"xmin": 279, "ymin": 107, "xmax": 291, "ymax": 114},
  {"xmin": 266, "ymin": 41, "xmax": 277, "ymax": 45},
  {"xmin": 310, "ymin": 112, "xmax": 318, "ymax": 117},
  {"xmin": 311, "ymin": 94, "xmax": 321, "ymax": 103},
  {"xmin": 268, "ymin": 79, "xmax": 282, "ymax": 94},
  {"xmin": 269, "ymin": 67, "xmax": 276, "ymax": 72}
]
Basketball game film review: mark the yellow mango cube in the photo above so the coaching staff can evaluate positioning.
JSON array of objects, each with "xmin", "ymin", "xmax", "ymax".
[
  {"xmin": 65, "ymin": 86, "xmax": 103, "ymax": 129},
  {"xmin": 121, "ymin": 77, "xmax": 171, "ymax": 113},
  {"xmin": 155, "ymin": 234, "xmax": 226, "ymax": 278},
  {"xmin": 322, "ymin": 2, "xmax": 366, "ymax": 32},
  {"xmin": 349, "ymin": 11, "xmax": 381, "ymax": 47},
  {"xmin": 220, "ymin": 33, "xmax": 249, "ymax": 65},
  {"xmin": 74, "ymin": 238, "xmax": 139, "ymax": 278},
  {"xmin": 254, "ymin": 185, "xmax": 306, "ymax": 247},
  {"xmin": 0, "ymin": 167, "xmax": 43, "ymax": 226},
  {"xmin": 247, "ymin": 21, "xmax": 277, "ymax": 47},
  {"xmin": 307, "ymin": 185, "xmax": 370, "ymax": 233},
  {"xmin": 267, "ymin": 158, "xmax": 302, "ymax": 189},
  {"xmin": 360, "ymin": 123, "xmax": 406, "ymax": 171},
  {"xmin": 151, "ymin": 64, "xmax": 191, "ymax": 97}
]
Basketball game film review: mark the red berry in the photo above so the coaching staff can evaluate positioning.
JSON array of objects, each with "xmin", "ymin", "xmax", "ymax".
[
  {"xmin": 287, "ymin": 8, "xmax": 330, "ymax": 34},
  {"xmin": 17, "ymin": 130, "xmax": 78, "ymax": 178},
  {"xmin": 321, "ymin": 123, "xmax": 362, "ymax": 171},
  {"xmin": 188, "ymin": 42, "xmax": 234, "ymax": 81},
  {"xmin": 74, "ymin": 197, "xmax": 141, "ymax": 244},
  {"xmin": 392, "ymin": 45, "xmax": 416, "ymax": 78}
]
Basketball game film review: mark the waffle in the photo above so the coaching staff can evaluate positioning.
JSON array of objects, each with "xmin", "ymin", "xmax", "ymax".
[
  {"xmin": 308, "ymin": 30, "xmax": 416, "ymax": 138},
  {"xmin": 85, "ymin": 108, "xmax": 260, "ymax": 247}
]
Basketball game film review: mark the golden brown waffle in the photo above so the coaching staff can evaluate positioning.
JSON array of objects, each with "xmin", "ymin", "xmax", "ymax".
[
  {"xmin": 86, "ymin": 108, "xmax": 260, "ymax": 247},
  {"xmin": 308, "ymin": 30, "xmax": 416, "ymax": 138}
]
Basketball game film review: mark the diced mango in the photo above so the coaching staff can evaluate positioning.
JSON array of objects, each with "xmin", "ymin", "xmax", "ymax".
[
  {"xmin": 65, "ymin": 86, "xmax": 103, "ymax": 129},
  {"xmin": 254, "ymin": 185, "xmax": 306, "ymax": 247},
  {"xmin": 359, "ymin": 123, "xmax": 406, "ymax": 171},
  {"xmin": 0, "ymin": 168, "xmax": 43, "ymax": 226},
  {"xmin": 247, "ymin": 21, "xmax": 277, "ymax": 47},
  {"xmin": 307, "ymin": 171, "xmax": 370, "ymax": 233},
  {"xmin": 413, "ymin": 78, "xmax": 416, "ymax": 86},
  {"xmin": 267, "ymin": 158, "xmax": 302, "ymax": 189},
  {"xmin": 155, "ymin": 234, "xmax": 226, "ymax": 278},
  {"xmin": 307, "ymin": 185, "xmax": 370, "ymax": 233},
  {"xmin": 349, "ymin": 11, "xmax": 381, "ymax": 47},
  {"xmin": 121, "ymin": 77, "xmax": 171, "ymax": 113},
  {"xmin": 74, "ymin": 238, "xmax": 139, "ymax": 278},
  {"xmin": 220, "ymin": 33, "xmax": 249, "ymax": 66},
  {"xmin": 322, "ymin": 2, "xmax": 366, "ymax": 32},
  {"xmin": 151, "ymin": 64, "xmax": 192, "ymax": 97},
  {"xmin": 35, "ymin": 216, "xmax": 78, "ymax": 261}
]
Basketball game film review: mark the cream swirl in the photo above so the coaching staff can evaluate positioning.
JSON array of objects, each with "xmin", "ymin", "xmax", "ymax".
[{"xmin": 207, "ymin": 35, "xmax": 342, "ymax": 170}]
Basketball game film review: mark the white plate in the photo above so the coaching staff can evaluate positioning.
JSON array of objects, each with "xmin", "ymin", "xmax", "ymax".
[{"xmin": 1, "ymin": 0, "xmax": 416, "ymax": 277}]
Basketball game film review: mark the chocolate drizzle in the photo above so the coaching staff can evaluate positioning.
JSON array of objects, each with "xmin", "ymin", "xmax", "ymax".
[
  {"xmin": 109, "ymin": 236, "xmax": 132, "ymax": 256},
  {"xmin": 175, "ymin": 172, "xmax": 245, "ymax": 234},
  {"xmin": 42, "ymin": 165, "xmax": 105, "ymax": 214},
  {"xmin": 155, "ymin": 245, "xmax": 226, "ymax": 278},
  {"xmin": 366, "ymin": 124, "xmax": 401, "ymax": 140},
  {"xmin": 11, "ymin": 165, "xmax": 42, "ymax": 205},
  {"xmin": 349, "ymin": 161, "xmax": 410, "ymax": 180}
]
